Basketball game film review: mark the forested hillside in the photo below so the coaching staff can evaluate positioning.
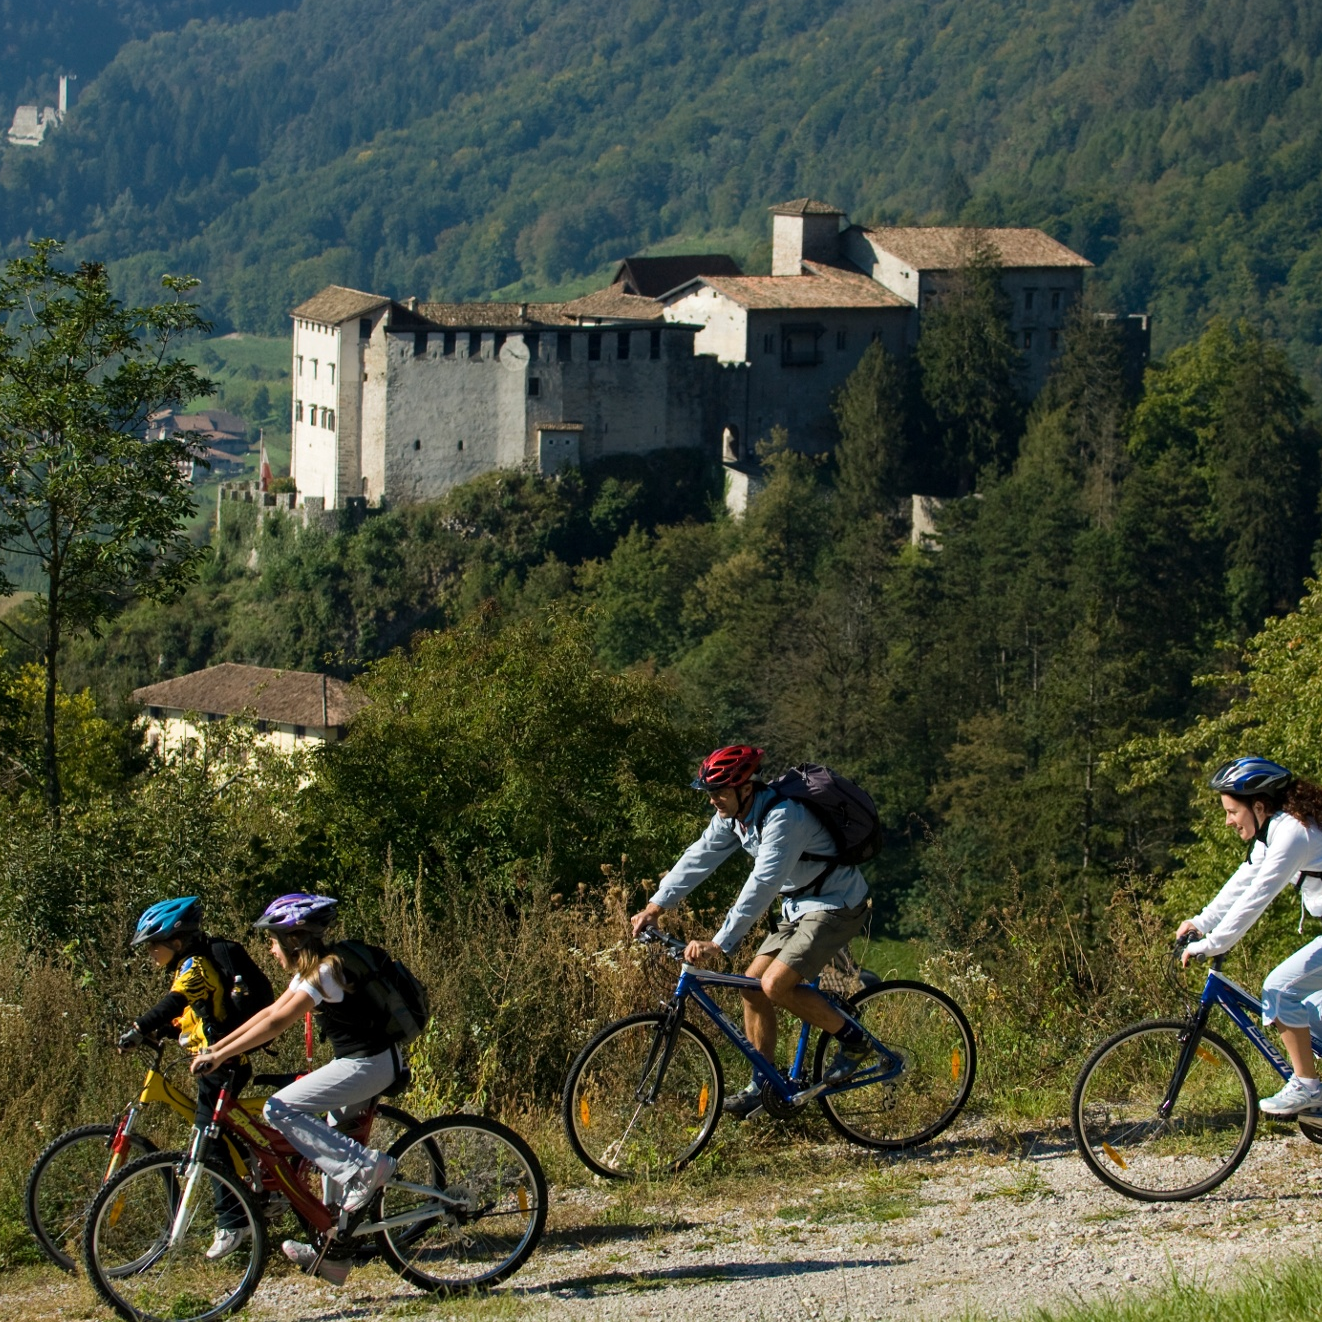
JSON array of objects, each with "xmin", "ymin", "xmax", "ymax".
[{"xmin": 3, "ymin": 0, "xmax": 1322, "ymax": 382}]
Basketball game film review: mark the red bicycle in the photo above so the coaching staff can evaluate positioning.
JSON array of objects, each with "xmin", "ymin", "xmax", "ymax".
[{"xmin": 81, "ymin": 1063, "xmax": 547, "ymax": 1322}]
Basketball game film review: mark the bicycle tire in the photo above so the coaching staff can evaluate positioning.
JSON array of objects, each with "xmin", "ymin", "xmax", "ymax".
[
  {"xmin": 83, "ymin": 1148, "xmax": 266, "ymax": 1322},
  {"xmin": 24, "ymin": 1122, "xmax": 159, "ymax": 1272},
  {"xmin": 376, "ymin": 1115, "xmax": 546, "ymax": 1292},
  {"xmin": 813, "ymin": 980, "xmax": 977, "ymax": 1149},
  {"xmin": 562, "ymin": 1011, "xmax": 724, "ymax": 1179},
  {"xmin": 1071, "ymin": 1018, "xmax": 1258, "ymax": 1201}
]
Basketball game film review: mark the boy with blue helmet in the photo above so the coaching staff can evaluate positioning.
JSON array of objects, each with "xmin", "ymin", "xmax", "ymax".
[{"xmin": 121, "ymin": 896, "xmax": 272, "ymax": 1260}]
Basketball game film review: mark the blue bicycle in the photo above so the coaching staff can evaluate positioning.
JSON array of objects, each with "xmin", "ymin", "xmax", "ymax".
[
  {"xmin": 1072, "ymin": 938, "xmax": 1322, "ymax": 1201},
  {"xmin": 562, "ymin": 930, "xmax": 976, "ymax": 1178}
]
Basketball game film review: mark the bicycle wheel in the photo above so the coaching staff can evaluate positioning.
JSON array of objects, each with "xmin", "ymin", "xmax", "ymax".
[
  {"xmin": 24, "ymin": 1123, "xmax": 159, "ymax": 1272},
  {"xmin": 1071, "ymin": 1019, "xmax": 1257, "ymax": 1201},
  {"xmin": 562, "ymin": 1011, "xmax": 724, "ymax": 1179},
  {"xmin": 813, "ymin": 980, "xmax": 977, "ymax": 1149},
  {"xmin": 83, "ymin": 1149, "xmax": 266, "ymax": 1322},
  {"xmin": 376, "ymin": 1115, "xmax": 546, "ymax": 1292}
]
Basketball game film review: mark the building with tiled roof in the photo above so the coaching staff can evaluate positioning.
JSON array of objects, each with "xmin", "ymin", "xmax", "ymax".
[
  {"xmin": 658, "ymin": 198, "xmax": 1117, "ymax": 452},
  {"xmin": 133, "ymin": 662, "xmax": 367, "ymax": 755},
  {"xmin": 290, "ymin": 286, "xmax": 725, "ymax": 509},
  {"xmin": 610, "ymin": 254, "xmax": 743, "ymax": 298}
]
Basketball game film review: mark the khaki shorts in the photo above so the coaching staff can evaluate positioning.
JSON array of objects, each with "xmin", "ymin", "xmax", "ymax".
[{"xmin": 754, "ymin": 901, "xmax": 870, "ymax": 980}]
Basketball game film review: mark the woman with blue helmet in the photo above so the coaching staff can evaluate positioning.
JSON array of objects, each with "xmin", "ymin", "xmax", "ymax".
[{"xmin": 1177, "ymin": 756, "xmax": 1322, "ymax": 1115}]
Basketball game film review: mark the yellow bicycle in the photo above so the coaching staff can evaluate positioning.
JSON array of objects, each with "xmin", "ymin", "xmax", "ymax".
[{"xmin": 24, "ymin": 1037, "xmax": 416, "ymax": 1271}]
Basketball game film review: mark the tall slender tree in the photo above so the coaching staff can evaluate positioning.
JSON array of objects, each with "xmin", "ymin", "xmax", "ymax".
[{"xmin": 0, "ymin": 241, "xmax": 212, "ymax": 816}]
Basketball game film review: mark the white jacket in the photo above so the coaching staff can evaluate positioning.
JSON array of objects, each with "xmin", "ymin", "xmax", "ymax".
[{"xmin": 1186, "ymin": 811, "xmax": 1322, "ymax": 957}]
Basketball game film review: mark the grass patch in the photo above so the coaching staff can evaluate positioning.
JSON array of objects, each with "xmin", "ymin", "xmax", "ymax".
[
  {"xmin": 991, "ymin": 1255, "xmax": 1322, "ymax": 1321},
  {"xmin": 974, "ymin": 1161, "xmax": 1050, "ymax": 1203}
]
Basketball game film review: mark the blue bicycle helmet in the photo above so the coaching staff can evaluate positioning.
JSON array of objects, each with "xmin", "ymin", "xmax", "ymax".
[
  {"xmin": 131, "ymin": 896, "xmax": 203, "ymax": 947},
  {"xmin": 1209, "ymin": 756, "xmax": 1294, "ymax": 797}
]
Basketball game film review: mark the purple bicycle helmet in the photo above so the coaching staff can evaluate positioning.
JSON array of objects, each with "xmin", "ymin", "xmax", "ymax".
[{"xmin": 252, "ymin": 892, "xmax": 339, "ymax": 938}]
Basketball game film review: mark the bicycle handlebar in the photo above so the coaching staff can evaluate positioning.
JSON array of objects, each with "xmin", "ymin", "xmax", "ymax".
[{"xmin": 637, "ymin": 928, "xmax": 688, "ymax": 959}]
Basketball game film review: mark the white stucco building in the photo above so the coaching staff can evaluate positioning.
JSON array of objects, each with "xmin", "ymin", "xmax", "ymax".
[{"xmin": 290, "ymin": 290, "xmax": 729, "ymax": 510}]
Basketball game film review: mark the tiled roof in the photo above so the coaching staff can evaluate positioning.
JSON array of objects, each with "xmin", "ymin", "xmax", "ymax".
[
  {"xmin": 173, "ymin": 410, "xmax": 246, "ymax": 436},
  {"xmin": 861, "ymin": 226, "xmax": 1092, "ymax": 270},
  {"xmin": 560, "ymin": 287, "xmax": 665, "ymax": 321},
  {"xmin": 612, "ymin": 254, "xmax": 743, "ymax": 297},
  {"xmin": 680, "ymin": 262, "xmax": 908, "ymax": 311},
  {"xmin": 133, "ymin": 663, "xmax": 367, "ymax": 728},
  {"xmin": 770, "ymin": 197, "xmax": 845, "ymax": 216},
  {"xmin": 414, "ymin": 301, "xmax": 580, "ymax": 329},
  {"xmin": 292, "ymin": 286, "xmax": 391, "ymax": 324}
]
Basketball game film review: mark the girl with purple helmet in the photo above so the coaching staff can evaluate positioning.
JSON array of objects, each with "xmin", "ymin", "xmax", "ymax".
[
  {"xmin": 192, "ymin": 892, "xmax": 398, "ymax": 1285},
  {"xmin": 1178, "ymin": 757, "xmax": 1322, "ymax": 1116}
]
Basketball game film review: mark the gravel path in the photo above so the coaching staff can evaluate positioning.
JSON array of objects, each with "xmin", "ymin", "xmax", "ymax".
[{"xmin": 6, "ymin": 1125, "xmax": 1321, "ymax": 1321}]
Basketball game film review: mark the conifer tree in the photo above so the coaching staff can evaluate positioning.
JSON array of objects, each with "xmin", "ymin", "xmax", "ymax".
[{"xmin": 916, "ymin": 236, "xmax": 1024, "ymax": 494}]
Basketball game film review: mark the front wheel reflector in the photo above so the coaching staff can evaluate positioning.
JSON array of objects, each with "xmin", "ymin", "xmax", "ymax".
[{"xmin": 1101, "ymin": 1142, "xmax": 1128, "ymax": 1169}]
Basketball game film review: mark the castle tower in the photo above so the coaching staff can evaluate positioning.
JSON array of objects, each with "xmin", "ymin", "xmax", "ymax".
[{"xmin": 770, "ymin": 198, "xmax": 845, "ymax": 275}]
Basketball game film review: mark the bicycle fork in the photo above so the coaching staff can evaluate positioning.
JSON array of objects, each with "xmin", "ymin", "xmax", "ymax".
[
  {"xmin": 105, "ymin": 1104, "xmax": 144, "ymax": 1183},
  {"xmin": 1158, "ymin": 1003, "xmax": 1216, "ymax": 1121},
  {"xmin": 635, "ymin": 1000, "xmax": 687, "ymax": 1105}
]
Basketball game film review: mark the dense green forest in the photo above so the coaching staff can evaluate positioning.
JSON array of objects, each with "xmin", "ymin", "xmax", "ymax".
[
  {"xmin": 4, "ymin": 0, "xmax": 1322, "ymax": 385},
  {"xmin": 0, "ymin": 299, "xmax": 1307, "ymax": 934}
]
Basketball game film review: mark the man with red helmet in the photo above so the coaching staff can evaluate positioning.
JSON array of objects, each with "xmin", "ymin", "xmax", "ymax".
[{"xmin": 631, "ymin": 745, "xmax": 871, "ymax": 1118}]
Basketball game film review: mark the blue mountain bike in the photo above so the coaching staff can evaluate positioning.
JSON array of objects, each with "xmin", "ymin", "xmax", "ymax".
[
  {"xmin": 1072, "ymin": 938, "xmax": 1322, "ymax": 1202},
  {"xmin": 562, "ymin": 930, "xmax": 976, "ymax": 1178}
]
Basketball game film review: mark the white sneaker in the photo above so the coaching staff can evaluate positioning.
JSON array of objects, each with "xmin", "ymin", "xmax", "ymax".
[
  {"xmin": 205, "ymin": 1226, "xmax": 251, "ymax": 1260},
  {"xmin": 342, "ymin": 1151, "xmax": 395, "ymax": 1215},
  {"xmin": 281, "ymin": 1239, "xmax": 351, "ymax": 1285},
  {"xmin": 1259, "ymin": 1075, "xmax": 1322, "ymax": 1115}
]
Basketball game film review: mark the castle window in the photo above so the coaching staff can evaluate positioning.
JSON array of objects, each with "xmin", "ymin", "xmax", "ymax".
[
  {"xmin": 588, "ymin": 332, "xmax": 602, "ymax": 362},
  {"xmin": 413, "ymin": 438, "xmax": 421, "ymax": 451},
  {"xmin": 493, "ymin": 331, "xmax": 506, "ymax": 358},
  {"xmin": 836, "ymin": 330, "xmax": 847, "ymax": 350},
  {"xmin": 296, "ymin": 354, "xmax": 303, "ymax": 375},
  {"xmin": 557, "ymin": 332, "xmax": 572, "ymax": 363},
  {"xmin": 443, "ymin": 331, "xmax": 455, "ymax": 356},
  {"xmin": 650, "ymin": 329, "xmax": 661, "ymax": 360},
  {"xmin": 763, "ymin": 333, "xmax": 774, "ymax": 353},
  {"xmin": 617, "ymin": 331, "xmax": 630, "ymax": 360},
  {"xmin": 528, "ymin": 377, "xmax": 541, "ymax": 397},
  {"xmin": 1024, "ymin": 289, "xmax": 1036, "ymax": 311},
  {"xmin": 294, "ymin": 725, "xmax": 306, "ymax": 740},
  {"xmin": 413, "ymin": 332, "xmax": 427, "ymax": 356},
  {"xmin": 780, "ymin": 324, "xmax": 823, "ymax": 367},
  {"xmin": 1051, "ymin": 289, "xmax": 1062, "ymax": 311},
  {"xmin": 468, "ymin": 331, "xmax": 482, "ymax": 358},
  {"xmin": 328, "ymin": 363, "xmax": 335, "ymax": 384},
  {"xmin": 524, "ymin": 332, "xmax": 540, "ymax": 360},
  {"xmin": 1023, "ymin": 330, "xmax": 1033, "ymax": 350},
  {"xmin": 359, "ymin": 318, "xmax": 372, "ymax": 339},
  {"xmin": 295, "ymin": 400, "xmax": 303, "ymax": 422},
  {"xmin": 1051, "ymin": 330, "xmax": 1061, "ymax": 350},
  {"xmin": 457, "ymin": 439, "xmax": 464, "ymax": 451},
  {"xmin": 149, "ymin": 707, "xmax": 162, "ymax": 719},
  {"xmin": 311, "ymin": 359, "xmax": 318, "ymax": 378},
  {"xmin": 326, "ymin": 409, "xmax": 335, "ymax": 430}
]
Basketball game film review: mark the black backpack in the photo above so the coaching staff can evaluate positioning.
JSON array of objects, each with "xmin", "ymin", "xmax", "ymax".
[
  {"xmin": 762, "ymin": 763, "xmax": 882, "ymax": 897},
  {"xmin": 206, "ymin": 936, "xmax": 275, "ymax": 1030},
  {"xmin": 332, "ymin": 941, "xmax": 432, "ymax": 1046}
]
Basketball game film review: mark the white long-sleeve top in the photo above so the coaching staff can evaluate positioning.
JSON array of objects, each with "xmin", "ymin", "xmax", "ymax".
[
  {"xmin": 1185, "ymin": 811, "xmax": 1322, "ymax": 957},
  {"xmin": 649, "ymin": 787, "xmax": 868, "ymax": 954}
]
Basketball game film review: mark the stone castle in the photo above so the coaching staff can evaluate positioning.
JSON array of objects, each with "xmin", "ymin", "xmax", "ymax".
[{"xmin": 288, "ymin": 199, "xmax": 1145, "ymax": 512}]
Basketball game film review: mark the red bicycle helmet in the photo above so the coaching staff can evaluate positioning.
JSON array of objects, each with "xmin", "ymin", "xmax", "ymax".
[{"xmin": 692, "ymin": 745, "xmax": 764, "ymax": 790}]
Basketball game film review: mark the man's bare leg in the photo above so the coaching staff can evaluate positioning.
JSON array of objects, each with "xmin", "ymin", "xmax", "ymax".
[{"xmin": 740, "ymin": 954, "xmax": 845, "ymax": 1063}]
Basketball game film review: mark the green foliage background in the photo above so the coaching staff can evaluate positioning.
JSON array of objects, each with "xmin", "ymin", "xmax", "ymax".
[{"xmin": 5, "ymin": 0, "xmax": 1322, "ymax": 382}]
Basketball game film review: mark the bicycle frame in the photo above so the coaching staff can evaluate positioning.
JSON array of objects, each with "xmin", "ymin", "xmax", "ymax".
[
  {"xmin": 1198, "ymin": 964, "xmax": 1322, "ymax": 1079},
  {"xmin": 1159, "ymin": 959, "xmax": 1322, "ymax": 1120},
  {"xmin": 106, "ymin": 1043, "xmax": 258, "ymax": 1182},
  {"xmin": 174, "ymin": 1071, "xmax": 456, "ymax": 1246},
  {"xmin": 663, "ymin": 960, "xmax": 905, "ymax": 1109}
]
